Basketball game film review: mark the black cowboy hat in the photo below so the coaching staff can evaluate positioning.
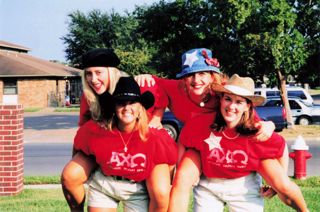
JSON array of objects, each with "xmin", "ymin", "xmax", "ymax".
[
  {"xmin": 113, "ymin": 77, "xmax": 155, "ymax": 109},
  {"xmin": 82, "ymin": 48, "xmax": 120, "ymax": 68}
]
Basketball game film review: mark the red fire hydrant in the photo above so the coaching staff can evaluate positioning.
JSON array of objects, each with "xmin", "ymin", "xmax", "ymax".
[{"xmin": 289, "ymin": 135, "xmax": 312, "ymax": 180}]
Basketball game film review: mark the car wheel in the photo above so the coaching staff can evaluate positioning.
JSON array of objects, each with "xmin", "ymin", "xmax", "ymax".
[
  {"xmin": 297, "ymin": 116, "xmax": 311, "ymax": 125},
  {"xmin": 163, "ymin": 124, "xmax": 178, "ymax": 141}
]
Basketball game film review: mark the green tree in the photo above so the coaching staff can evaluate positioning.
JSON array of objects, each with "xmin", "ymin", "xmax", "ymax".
[
  {"xmin": 255, "ymin": 0, "xmax": 307, "ymax": 127},
  {"xmin": 62, "ymin": 10, "xmax": 117, "ymax": 67},
  {"xmin": 135, "ymin": 0, "xmax": 211, "ymax": 77},
  {"xmin": 62, "ymin": 9, "xmax": 154, "ymax": 75},
  {"xmin": 288, "ymin": 0, "xmax": 320, "ymax": 87}
]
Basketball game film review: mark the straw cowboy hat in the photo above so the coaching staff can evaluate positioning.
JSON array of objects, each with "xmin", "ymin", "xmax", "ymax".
[{"xmin": 211, "ymin": 74, "xmax": 266, "ymax": 106}]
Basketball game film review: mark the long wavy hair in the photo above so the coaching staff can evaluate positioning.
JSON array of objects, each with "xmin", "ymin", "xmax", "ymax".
[
  {"xmin": 105, "ymin": 104, "xmax": 150, "ymax": 142},
  {"xmin": 81, "ymin": 67, "xmax": 123, "ymax": 121},
  {"xmin": 211, "ymin": 93, "xmax": 259, "ymax": 135}
]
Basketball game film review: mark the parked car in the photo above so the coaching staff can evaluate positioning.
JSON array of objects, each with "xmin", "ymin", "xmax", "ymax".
[
  {"xmin": 254, "ymin": 86, "xmax": 314, "ymax": 105},
  {"xmin": 161, "ymin": 103, "xmax": 287, "ymax": 140},
  {"xmin": 161, "ymin": 111, "xmax": 183, "ymax": 141},
  {"xmin": 263, "ymin": 96, "xmax": 320, "ymax": 125},
  {"xmin": 255, "ymin": 105, "xmax": 287, "ymax": 132}
]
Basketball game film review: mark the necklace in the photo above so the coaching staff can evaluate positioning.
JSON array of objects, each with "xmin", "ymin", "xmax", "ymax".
[
  {"xmin": 189, "ymin": 92, "xmax": 211, "ymax": 107},
  {"xmin": 118, "ymin": 130, "xmax": 134, "ymax": 152},
  {"xmin": 222, "ymin": 131, "xmax": 240, "ymax": 140},
  {"xmin": 200, "ymin": 93, "xmax": 211, "ymax": 107}
]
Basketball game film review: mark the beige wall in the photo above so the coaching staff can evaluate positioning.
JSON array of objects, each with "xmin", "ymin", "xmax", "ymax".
[
  {"xmin": 0, "ymin": 78, "xmax": 80, "ymax": 108},
  {"xmin": 18, "ymin": 78, "xmax": 66, "ymax": 108}
]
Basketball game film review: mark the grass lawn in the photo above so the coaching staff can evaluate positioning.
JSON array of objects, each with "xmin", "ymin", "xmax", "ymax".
[{"xmin": 1, "ymin": 176, "xmax": 319, "ymax": 211}]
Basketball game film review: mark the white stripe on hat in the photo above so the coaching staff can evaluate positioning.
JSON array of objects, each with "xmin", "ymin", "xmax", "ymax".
[{"xmin": 224, "ymin": 85, "xmax": 253, "ymax": 96}]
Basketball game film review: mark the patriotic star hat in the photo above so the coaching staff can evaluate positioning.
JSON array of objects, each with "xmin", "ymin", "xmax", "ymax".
[
  {"xmin": 211, "ymin": 74, "xmax": 266, "ymax": 106},
  {"xmin": 176, "ymin": 48, "xmax": 221, "ymax": 79}
]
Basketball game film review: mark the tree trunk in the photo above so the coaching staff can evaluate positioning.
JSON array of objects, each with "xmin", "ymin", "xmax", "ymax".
[{"xmin": 277, "ymin": 69, "xmax": 295, "ymax": 129}]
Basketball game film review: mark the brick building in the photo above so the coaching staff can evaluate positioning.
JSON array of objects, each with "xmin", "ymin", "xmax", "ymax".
[{"xmin": 0, "ymin": 40, "xmax": 82, "ymax": 108}]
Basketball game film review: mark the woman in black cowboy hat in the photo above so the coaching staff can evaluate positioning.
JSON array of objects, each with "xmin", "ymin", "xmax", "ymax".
[
  {"xmin": 73, "ymin": 77, "xmax": 178, "ymax": 211},
  {"xmin": 62, "ymin": 48, "xmax": 171, "ymax": 211}
]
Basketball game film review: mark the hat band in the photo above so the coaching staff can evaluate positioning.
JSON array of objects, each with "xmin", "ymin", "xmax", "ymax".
[
  {"xmin": 114, "ymin": 93, "xmax": 140, "ymax": 98},
  {"xmin": 224, "ymin": 85, "xmax": 253, "ymax": 96}
]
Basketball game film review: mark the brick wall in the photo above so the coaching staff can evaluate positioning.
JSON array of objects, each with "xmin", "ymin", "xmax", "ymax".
[
  {"xmin": 18, "ymin": 78, "xmax": 66, "ymax": 108},
  {"xmin": 0, "ymin": 104, "xmax": 24, "ymax": 196},
  {"xmin": 0, "ymin": 80, "xmax": 3, "ymax": 103}
]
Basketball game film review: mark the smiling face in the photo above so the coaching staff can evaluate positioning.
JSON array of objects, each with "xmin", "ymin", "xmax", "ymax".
[
  {"xmin": 85, "ymin": 67, "xmax": 110, "ymax": 94},
  {"xmin": 220, "ymin": 93, "xmax": 251, "ymax": 128},
  {"xmin": 115, "ymin": 101, "xmax": 141, "ymax": 132},
  {"xmin": 183, "ymin": 71, "xmax": 214, "ymax": 97}
]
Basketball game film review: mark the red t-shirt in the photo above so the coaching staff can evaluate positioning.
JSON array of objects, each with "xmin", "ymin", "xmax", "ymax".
[
  {"xmin": 154, "ymin": 76, "xmax": 219, "ymax": 124},
  {"xmin": 179, "ymin": 113, "xmax": 285, "ymax": 179},
  {"xmin": 74, "ymin": 120, "xmax": 178, "ymax": 182},
  {"xmin": 154, "ymin": 76, "xmax": 261, "ymax": 124},
  {"xmin": 78, "ymin": 83, "xmax": 163, "ymax": 126}
]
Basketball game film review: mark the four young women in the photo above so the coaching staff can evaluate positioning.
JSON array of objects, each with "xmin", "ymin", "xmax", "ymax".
[{"xmin": 62, "ymin": 47, "xmax": 308, "ymax": 211}]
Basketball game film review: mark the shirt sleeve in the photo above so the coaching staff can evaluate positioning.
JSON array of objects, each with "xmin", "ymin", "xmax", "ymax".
[
  {"xmin": 73, "ymin": 122, "xmax": 93, "ymax": 155},
  {"xmin": 153, "ymin": 76, "xmax": 170, "ymax": 109},
  {"xmin": 151, "ymin": 129, "xmax": 178, "ymax": 165},
  {"xmin": 78, "ymin": 94, "xmax": 91, "ymax": 126},
  {"xmin": 250, "ymin": 133, "xmax": 286, "ymax": 159},
  {"xmin": 179, "ymin": 115, "xmax": 209, "ymax": 150}
]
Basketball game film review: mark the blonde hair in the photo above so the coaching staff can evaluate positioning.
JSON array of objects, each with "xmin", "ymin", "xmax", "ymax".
[
  {"xmin": 81, "ymin": 67, "xmax": 123, "ymax": 121},
  {"xmin": 106, "ymin": 103, "xmax": 150, "ymax": 142}
]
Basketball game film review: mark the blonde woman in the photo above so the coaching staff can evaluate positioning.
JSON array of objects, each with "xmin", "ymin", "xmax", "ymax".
[
  {"xmin": 61, "ymin": 49, "xmax": 170, "ymax": 211},
  {"xmin": 74, "ymin": 77, "xmax": 177, "ymax": 211}
]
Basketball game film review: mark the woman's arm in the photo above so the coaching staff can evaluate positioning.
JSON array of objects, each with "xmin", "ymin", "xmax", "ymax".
[
  {"xmin": 134, "ymin": 74, "xmax": 155, "ymax": 87},
  {"xmin": 258, "ymin": 159, "xmax": 308, "ymax": 211},
  {"xmin": 254, "ymin": 121, "xmax": 275, "ymax": 141},
  {"xmin": 148, "ymin": 107, "xmax": 165, "ymax": 129}
]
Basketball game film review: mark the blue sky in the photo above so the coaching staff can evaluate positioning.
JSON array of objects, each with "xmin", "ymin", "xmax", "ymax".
[{"xmin": 0, "ymin": 0, "xmax": 157, "ymax": 62}]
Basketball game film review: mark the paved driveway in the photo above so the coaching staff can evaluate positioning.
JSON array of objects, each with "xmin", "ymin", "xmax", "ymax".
[
  {"xmin": 24, "ymin": 111, "xmax": 78, "ymax": 143},
  {"xmin": 23, "ymin": 109, "xmax": 320, "ymax": 177}
]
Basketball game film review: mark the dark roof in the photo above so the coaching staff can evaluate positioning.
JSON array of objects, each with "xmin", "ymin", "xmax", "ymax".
[
  {"xmin": 0, "ymin": 50, "xmax": 81, "ymax": 78},
  {"xmin": 0, "ymin": 40, "xmax": 31, "ymax": 52}
]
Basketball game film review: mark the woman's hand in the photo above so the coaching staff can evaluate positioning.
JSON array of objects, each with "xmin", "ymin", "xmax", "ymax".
[
  {"xmin": 134, "ymin": 74, "xmax": 155, "ymax": 87},
  {"xmin": 253, "ymin": 121, "xmax": 275, "ymax": 141},
  {"xmin": 260, "ymin": 185, "xmax": 277, "ymax": 199},
  {"xmin": 148, "ymin": 116, "xmax": 163, "ymax": 129}
]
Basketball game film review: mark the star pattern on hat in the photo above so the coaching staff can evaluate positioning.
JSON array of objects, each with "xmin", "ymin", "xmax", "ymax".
[
  {"xmin": 204, "ymin": 132, "xmax": 222, "ymax": 151},
  {"xmin": 183, "ymin": 50, "xmax": 198, "ymax": 67}
]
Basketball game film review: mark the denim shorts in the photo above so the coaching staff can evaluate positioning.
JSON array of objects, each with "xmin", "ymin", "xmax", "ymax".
[
  {"xmin": 193, "ymin": 172, "xmax": 263, "ymax": 212},
  {"xmin": 87, "ymin": 169, "xmax": 149, "ymax": 211}
]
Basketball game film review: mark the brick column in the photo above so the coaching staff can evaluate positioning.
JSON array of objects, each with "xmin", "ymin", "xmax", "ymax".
[{"xmin": 0, "ymin": 104, "xmax": 24, "ymax": 196}]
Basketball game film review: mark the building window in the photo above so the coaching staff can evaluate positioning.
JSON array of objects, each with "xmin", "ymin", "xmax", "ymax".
[{"xmin": 3, "ymin": 80, "xmax": 17, "ymax": 95}]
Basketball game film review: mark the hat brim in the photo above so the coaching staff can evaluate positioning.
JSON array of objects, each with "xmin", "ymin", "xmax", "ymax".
[
  {"xmin": 211, "ymin": 83, "xmax": 265, "ymax": 106},
  {"xmin": 176, "ymin": 66, "xmax": 220, "ymax": 79},
  {"xmin": 114, "ymin": 91, "xmax": 155, "ymax": 110}
]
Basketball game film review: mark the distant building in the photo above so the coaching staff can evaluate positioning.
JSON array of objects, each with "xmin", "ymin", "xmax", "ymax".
[{"xmin": 0, "ymin": 40, "xmax": 82, "ymax": 108}]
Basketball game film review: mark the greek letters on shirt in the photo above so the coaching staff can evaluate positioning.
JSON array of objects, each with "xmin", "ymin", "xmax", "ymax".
[
  {"xmin": 204, "ymin": 132, "xmax": 248, "ymax": 169},
  {"xmin": 109, "ymin": 151, "xmax": 147, "ymax": 172}
]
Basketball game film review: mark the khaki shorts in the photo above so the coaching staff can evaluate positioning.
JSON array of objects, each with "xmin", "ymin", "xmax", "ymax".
[
  {"xmin": 194, "ymin": 173, "xmax": 263, "ymax": 212},
  {"xmin": 88, "ymin": 169, "xmax": 149, "ymax": 211}
]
